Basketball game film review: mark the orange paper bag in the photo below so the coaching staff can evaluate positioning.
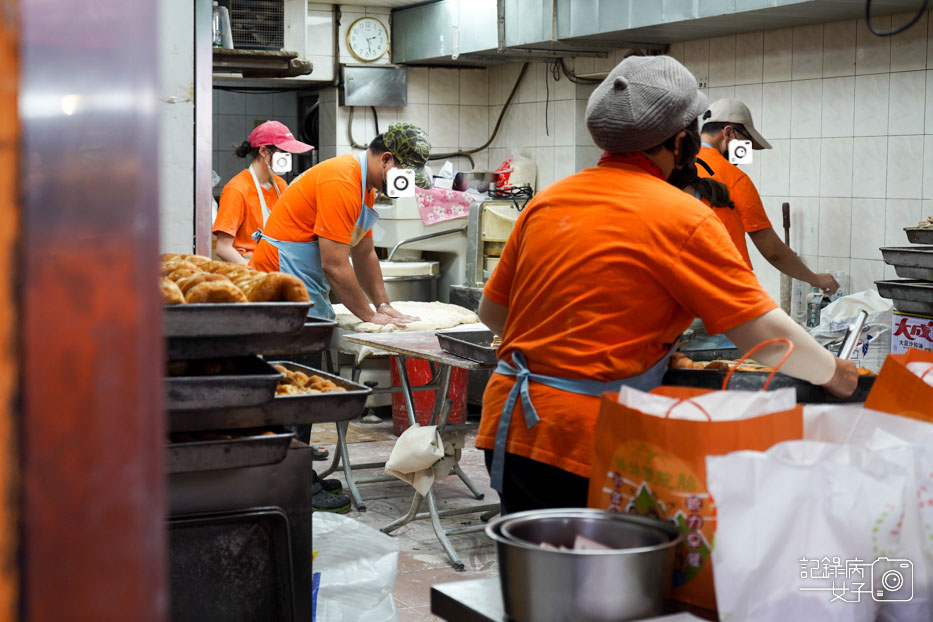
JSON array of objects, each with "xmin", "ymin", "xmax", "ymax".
[
  {"xmin": 864, "ymin": 348, "xmax": 933, "ymax": 421},
  {"xmin": 587, "ymin": 386, "xmax": 803, "ymax": 611}
]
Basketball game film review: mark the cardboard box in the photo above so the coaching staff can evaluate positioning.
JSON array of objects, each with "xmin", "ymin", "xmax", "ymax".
[{"xmin": 891, "ymin": 310, "xmax": 933, "ymax": 354}]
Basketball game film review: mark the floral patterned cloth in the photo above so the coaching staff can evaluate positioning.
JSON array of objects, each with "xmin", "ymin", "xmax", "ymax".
[{"xmin": 415, "ymin": 186, "xmax": 474, "ymax": 225}]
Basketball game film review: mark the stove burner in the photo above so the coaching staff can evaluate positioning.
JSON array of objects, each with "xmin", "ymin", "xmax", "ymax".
[{"xmin": 488, "ymin": 185, "xmax": 534, "ymax": 211}]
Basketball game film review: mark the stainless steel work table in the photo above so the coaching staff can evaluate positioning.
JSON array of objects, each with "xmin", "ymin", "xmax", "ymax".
[
  {"xmin": 338, "ymin": 330, "xmax": 500, "ymax": 570},
  {"xmin": 430, "ymin": 578, "xmax": 718, "ymax": 621}
]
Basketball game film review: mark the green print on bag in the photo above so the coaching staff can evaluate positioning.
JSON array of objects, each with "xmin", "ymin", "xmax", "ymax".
[{"xmin": 602, "ymin": 441, "xmax": 716, "ymax": 589}]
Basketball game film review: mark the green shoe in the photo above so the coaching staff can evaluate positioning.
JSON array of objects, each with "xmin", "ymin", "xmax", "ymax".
[
  {"xmin": 312, "ymin": 470, "xmax": 343, "ymax": 496},
  {"xmin": 313, "ymin": 483, "xmax": 351, "ymax": 513}
]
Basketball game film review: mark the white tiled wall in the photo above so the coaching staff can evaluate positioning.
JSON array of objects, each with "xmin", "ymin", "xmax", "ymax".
[
  {"xmin": 669, "ymin": 11, "xmax": 933, "ymax": 303},
  {"xmin": 312, "ymin": 7, "xmax": 933, "ymax": 306},
  {"xmin": 212, "ymin": 90, "xmax": 300, "ymax": 189}
]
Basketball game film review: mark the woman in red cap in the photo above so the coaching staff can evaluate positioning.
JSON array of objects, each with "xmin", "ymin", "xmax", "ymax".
[{"xmin": 212, "ymin": 121, "xmax": 313, "ymax": 264}]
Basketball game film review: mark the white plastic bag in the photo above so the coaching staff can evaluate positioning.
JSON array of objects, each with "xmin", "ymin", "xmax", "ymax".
[
  {"xmin": 708, "ymin": 440, "xmax": 907, "ymax": 622},
  {"xmin": 805, "ymin": 405, "xmax": 933, "ymax": 622},
  {"xmin": 809, "ymin": 290, "xmax": 893, "ymax": 372},
  {"xmin": 617, "ymin": 386, "xmax": 796, "ymax": 421},
  {"xmin": 312, "ymin": 513, "xmax": 400, "ymax": 622}
]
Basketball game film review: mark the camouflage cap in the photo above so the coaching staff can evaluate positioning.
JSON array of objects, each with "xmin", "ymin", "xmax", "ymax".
[{"xmin": 383, "ymin": 122, "xmax": 433, "ymax": 189}]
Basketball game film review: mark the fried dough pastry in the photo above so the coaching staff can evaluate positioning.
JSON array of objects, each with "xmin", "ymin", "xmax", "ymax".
[
  {"xmin": 176, "ymin": 272, "xmax": 232, "ymax": 295},
  {"xmin": 240, "ymin": 272, "xmax": 310, "ymax": 302},
  {"xmin": 160, "ymin": 278, "xmax": 185, "ymax": 305},
  {"xmin": 184, "ymin": 280, "xmax": 248, "ymax": 303},
  {"xmin": 160, "ymin": 260, "xmax": 200, "ymax": 278}
]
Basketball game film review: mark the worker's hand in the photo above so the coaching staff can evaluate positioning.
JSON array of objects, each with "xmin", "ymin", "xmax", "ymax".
[
  {"xmin": 811, "ymin": 273, "xmax": 840, "ymax": 296},
  {"xmin": 367, "ymin": 311, "xmax": 407, "ymax": 326},
  {"xmin": 380, "ymin": 304, "xmax": 420, "ymax": 323},
  {"xmin": 822, "ymin": 357, "xmax": 858, "ymax": 399}
]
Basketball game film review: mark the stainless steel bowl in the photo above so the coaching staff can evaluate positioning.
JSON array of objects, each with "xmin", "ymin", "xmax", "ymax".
[
  {"xmin": 486, "ymin": 509, "xmax": 681, "ymax": 622},
  {"xmin": 452, "ymin": 171, "xmax": 496, "ymax": 192}
]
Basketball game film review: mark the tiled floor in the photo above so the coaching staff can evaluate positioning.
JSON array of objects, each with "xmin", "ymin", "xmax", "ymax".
[{"xmin": 312, "ymin": 414, "xmax": 499, "ymax": 621}]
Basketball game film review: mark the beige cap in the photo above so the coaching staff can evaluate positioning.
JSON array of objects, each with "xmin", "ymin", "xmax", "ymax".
[{"xmin": 701, "ymin": 99, "xmax": 772, "ymax": 150}]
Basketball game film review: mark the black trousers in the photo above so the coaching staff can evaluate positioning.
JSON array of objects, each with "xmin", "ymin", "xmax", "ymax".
[{"xmin": 483, "ymin": 450, "xmax": 589, "ymax": 515}]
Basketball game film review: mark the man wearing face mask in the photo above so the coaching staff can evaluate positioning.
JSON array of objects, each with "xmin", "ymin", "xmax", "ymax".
[
  {"xmin": 250, "ymin": 122, "xmax": 432, "ymax": 324},
  {"xmin": 213, "ymin": 121, "xmax": 314, "ymax": 264},
  {"xmin": 697, "ymin": 100, "xmax": 839, "ymax": 296},
  {"xmin": 475, "ymin": 56, "xmax": 857, "ymax": 514}
]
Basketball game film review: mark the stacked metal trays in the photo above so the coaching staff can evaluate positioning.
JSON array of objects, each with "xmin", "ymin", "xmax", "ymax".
[
  {"xmin": 165, "ymin": 300, "xmax": 336, "ymax": 359},
  {"xmin": 167, "ymin": 428, "xmax": 295, "ymax": 473},
  {"xmin": 169, "ymin": 363, "xmax": 371, "ymax": 432},
  {"xmin": 876, "ymin": 231, "xmax": 933, "ymax": 314},
  {"xmin": 165, "ymin": 356, "xmax": 283, "ymax": 411}
]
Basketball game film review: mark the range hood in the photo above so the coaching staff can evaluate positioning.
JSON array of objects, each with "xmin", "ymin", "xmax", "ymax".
[{"xmin": 392, "ymin": 0, "xmax": 925, "ymax": 65}]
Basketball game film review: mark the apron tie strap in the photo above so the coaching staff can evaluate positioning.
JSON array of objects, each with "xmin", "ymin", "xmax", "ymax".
[{"xmin": 489, "ymin": 351, "xmax": 541, "ymax": 492}]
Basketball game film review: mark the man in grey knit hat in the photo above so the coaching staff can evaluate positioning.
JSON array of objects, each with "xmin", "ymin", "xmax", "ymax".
[{"xmin": 474, "ymin": 55, "xmax": 856, "ymax": 515}]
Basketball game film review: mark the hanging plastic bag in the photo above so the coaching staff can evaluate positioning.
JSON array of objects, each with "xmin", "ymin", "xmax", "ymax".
[{"xmin": 312, "ymin": 512, "xmax": 400, "ymax": 622}]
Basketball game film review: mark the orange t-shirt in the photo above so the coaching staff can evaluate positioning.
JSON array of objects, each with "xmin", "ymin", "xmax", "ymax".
[
  {"xmin": 250, "ymin": 154, "xmax": 375, "ymax": 272},
  {"xmin": 212, "ymin": 168, "xmax": 287, "ymax": 257},
  {"xmin": 696, "ymin": 145, "xmax": 772, "ymax": 268},
  {"xmin": 476, "ymin": 162, "xmax": 777, "ymax": 478}
]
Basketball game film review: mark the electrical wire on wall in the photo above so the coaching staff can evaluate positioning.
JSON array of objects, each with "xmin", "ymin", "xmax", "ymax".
[
  {"xmin": 346, "ymin": 63, "xmax": 531, "ymax": 171},
  {"xmin": 865, "ymin": 0, "xmax": 928, "ymax": 36}
]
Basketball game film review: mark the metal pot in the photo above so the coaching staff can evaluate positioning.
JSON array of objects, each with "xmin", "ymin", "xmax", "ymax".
[
  {"xmin": 382, "ymin": 274, "xmax": 437, "ymax": 302},
  {"xmin": 486, "ymin": 509, "xmax": 681, "ymax": 622},
  {"xmin": 452, "ymin": 171, "xmax": 496, "ymax": 193}
]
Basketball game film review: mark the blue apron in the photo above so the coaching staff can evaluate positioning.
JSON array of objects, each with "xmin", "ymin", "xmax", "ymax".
[
  {"xmin": 253, "ymin": 152, "xmax": 379, "ymax": 320},
  {"xmin": 488, "ymin": 345, "xmax": 678, "ymax": 492}
]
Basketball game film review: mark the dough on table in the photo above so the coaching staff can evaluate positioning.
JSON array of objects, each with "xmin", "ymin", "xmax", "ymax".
[{"xmin": 334, "ymin": 301, "xmax": 479, "ymax": 333}]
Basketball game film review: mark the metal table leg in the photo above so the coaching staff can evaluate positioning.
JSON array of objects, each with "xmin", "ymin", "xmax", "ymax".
[
  {"xmin": 426, "ymin": 489, "xmax": 464, "ymax": 571},
  {"xmin": 386, "ymin": 359, "xmax": 498, "ymax": 570},
  {"xmin": 450, "ymin": 463, "xmax": 485, "ymax": 500},
  {"xmin": 336, "ymin": 420, "xmax": 365, "ymax": 511}
]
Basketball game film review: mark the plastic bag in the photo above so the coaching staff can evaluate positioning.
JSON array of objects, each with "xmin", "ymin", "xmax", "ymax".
[
  {"xmin": 708, "ymin": 439, "xmax": 907, "ymax": 622},
  {"xmin": 312, "ymin": 512, "xmax": 400, "ymax": 622},
  {"xmin": 808, "ymin": 289, "xmax": 893, "ymax": 372},
  {"xmin": 805, "ymin": 404, "xmax": 933, "ymax": 622},
  {"xmin": 495, "ymin": 149, "xmax": 536, "ymax": 191}
]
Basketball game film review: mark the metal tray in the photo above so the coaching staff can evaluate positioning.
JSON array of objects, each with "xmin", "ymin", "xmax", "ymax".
[
  {"xmin": 166, "ymin": 428, "xmax": 294, "ymax": 473},
  {"xmin": 880, "ymin": 246, "xmax": 933, "ymax": 280},
  {"xmin": 435, "ymin": 329, "xmax": 499, "ymax": 365},
  {"xmin": 163, "ymin": 301, "xmax": 311, "ymax": 338},
  {"xmin": 165, "ymin": 356, "xmax": 282, "ymax": 411},
  {"xmin": 875, "ymin": 280, "xmax": 933, "ymax": 315},
  {"xmin": 169, "ymin": 507, "xmax": 294, "ymax": 622},
  {"xmin": 905, "ymin": 228, "xmax": 933, "ymax": 245},
  {"xmin": 167, "ymin": 317, "xmax": 336, "ymax": 360},
  {"xmin": 261, "ymin": 362, "xmax": 371, "ymax": 423},
  {"xmin": 662, "ymin": 369, "xmax": 874, "ymax": 403},
  {"xmin": 168, "ymin": 364, "xmax": 372, "ymax": 432}
]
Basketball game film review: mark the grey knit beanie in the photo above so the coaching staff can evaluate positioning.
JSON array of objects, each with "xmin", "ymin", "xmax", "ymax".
[{"xmin": 585, "ymin": 55, "xmax": 708, "ymax": 153}]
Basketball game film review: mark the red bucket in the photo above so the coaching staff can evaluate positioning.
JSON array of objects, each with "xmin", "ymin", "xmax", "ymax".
[{"xmin": 390, "ymin": 355, "xmax": 468, "ymax": 436}]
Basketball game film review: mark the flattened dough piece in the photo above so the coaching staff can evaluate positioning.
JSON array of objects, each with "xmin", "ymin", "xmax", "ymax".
[{"xmin": 334, "ymin": 301, "xmax": 479, "ymax": 333}]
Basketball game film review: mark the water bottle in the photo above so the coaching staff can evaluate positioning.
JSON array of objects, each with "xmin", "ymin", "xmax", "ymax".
[
  {"xmin": 806, "ymin": 287, "xmax": 822, "ymax": 328},
  {"xmin": 212, "ymin": 1, "xmax": 233, "ymax": 49}
]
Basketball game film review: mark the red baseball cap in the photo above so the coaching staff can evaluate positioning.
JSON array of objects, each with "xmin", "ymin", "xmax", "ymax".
[{"xmin": 248, "ymin": 121, "xmax": 314, "ymax": 153}]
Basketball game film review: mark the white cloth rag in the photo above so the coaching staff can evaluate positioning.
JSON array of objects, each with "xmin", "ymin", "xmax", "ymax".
[{"xmin": 385, "ymin": 424, "xmax": 463, "ymax": 495}]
